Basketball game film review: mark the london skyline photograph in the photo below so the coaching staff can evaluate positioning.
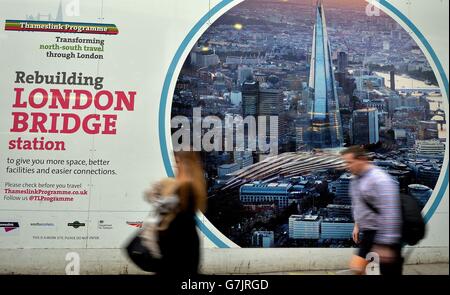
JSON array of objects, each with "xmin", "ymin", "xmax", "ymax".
[{"xmin": 170, "ymin": 0, "xmax": 445, "ymax": 248}]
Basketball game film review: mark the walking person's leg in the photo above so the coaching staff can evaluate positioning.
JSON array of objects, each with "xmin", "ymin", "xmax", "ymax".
[{"xmin": 379, "ymin": 245, "xmax": 403, "ymax": 275}]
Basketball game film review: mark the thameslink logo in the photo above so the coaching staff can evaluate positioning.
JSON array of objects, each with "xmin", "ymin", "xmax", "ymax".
[
  {"xmin": 172, "ymin": 107, "xmax": 279, "ymax": 155},
  {"xmin": 5, "ymin": 20, "xmax": 119, "ymax": 35}
]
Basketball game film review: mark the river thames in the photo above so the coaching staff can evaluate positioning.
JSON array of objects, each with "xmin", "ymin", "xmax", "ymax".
[{"xmin": 375, "ymin": 71, "xmax": 447, "ymax": 139}]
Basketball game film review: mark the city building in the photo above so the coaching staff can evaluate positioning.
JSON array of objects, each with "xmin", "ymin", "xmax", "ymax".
[
  {"xmin": 252, "ymin": 231, "xmax": 275, "ymax": 248},
  {"xmin": 354, "ymin": 75, "xmax": 385, "ymax": 91},
  {"xmin": 326, "ymin": 204, "xmax": 352, "ymax": 218},
  {"xmin": 234, "ymin": 150, "xmax": 254, "ymax": 169},
  {"xmin": 418, "ymin": 121, "xmax": 439, "ymax": 140},
  {"xmin": 337, "ymin": 51, "xmax": 348, "ymax": 73},
  {"xmin": 240, "ymin": 182, "xmax": 292, "ymax": 210},
  {"xmin": 238, "ymin": 65, "xmax": 253, "ymax": 85},
  {"xmin": 352, "ymin": 108, "xmax": 379, "ymax": 145},
  {"xmin": 329, "ymin": 173, "xmax": 352, "ymax": 205},
  {"xmin": 217, "ymin": 163, "xmax": 240, "ymax": 177},
  {"xmin": 258, "ymin": 88, "xmax": 284, "ymax": 116},
  {"xmin": 225, "ymin": 55, "xmax": 264, "ymax": 65},
  {"xmin": 242, "ymin": 81, "xmax": 259, "ymax": 117},
  {"xmin": 295, "ymin": 119, "xmax": 308, "ymax": 150},
  {"xmin": 307, "ymin": 2, "xmax": 344, "ymax": 149},
  {"xmin": 190, "ymin": 47, "xmax": 220, "ymax": 68},
  {"xmin": 415, "ymin": 139, "xmax": 445, "ymax": 158},
  {"xmin": 258, "ymin": 87, "xmax": 286, "ymax": 145},
  {"xmin": 321, "ymin": 218, "xmax": 354, "ymax": 240},
  {"xmin": 289, "ymin": 214, "xmax": 322, "ymax": 239},
  {"xmin": 230, "ymin": 90, "xmax": 243, "ymax": 106}
]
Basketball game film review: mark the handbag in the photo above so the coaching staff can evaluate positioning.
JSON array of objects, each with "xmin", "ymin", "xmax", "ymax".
[{"xmin": 125, "ymin": 233, "xmax": 161, "ymax": 272}]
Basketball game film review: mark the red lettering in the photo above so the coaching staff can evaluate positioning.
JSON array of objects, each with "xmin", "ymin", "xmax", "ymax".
[
  {"xmin": 73, "ymin": 90, "xmax": 92, "ymax": 110},
  {"xmin": 94, "ymin": 90, "xmax": 114, "ymax": 111},
  {"xmin": 102, "ymin": 114, "xmax": 117, "ymax": 134},
  {"xmin": 48, "ymin": 113, "xmax": 60, "ymax": 133},
  {"xmin": 61, "ymin": 113, "xmax": 81, "ymax": 134},
  {"xmin": 29, "ymin": 112, "xmax": 48, "ymax": 133},
  {"xmin": 48, "ymin": 89, "xmax": 71, "ymax": 109},
  {"xmin": 12, "ymin": 88, "xmax": 27, "ymax": 108},
  {"xmin": 29, "ymin": 88, "xmax": 48, "ymax": 108},
  {"xmin": 10, "ymin": 112, "xmax": 29, "ymax": 132},
  {"xmin": 82, "ymin": 114, "xmax": 101, "ymax": 134},
  {"xmin": 114, "ymin": 91, "xmax": 136, "ymax": 111}
]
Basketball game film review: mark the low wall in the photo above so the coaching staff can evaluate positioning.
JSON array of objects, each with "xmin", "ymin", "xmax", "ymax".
[{"xmin": 0, "ymin": 246, "xmax": 447, "ymax": 275}]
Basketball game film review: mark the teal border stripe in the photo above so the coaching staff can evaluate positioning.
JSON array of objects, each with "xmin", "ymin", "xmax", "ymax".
[
  {"xmin": 158, "ymin": 0, "xmax": 234, "ymax": 248},
  {"xmin": 159, "ymin": 0, "xmax": 449, "ymax": 247},
  {"xmin": 378, "ymin": 0, "xmax": 449, "ymax": 223}
]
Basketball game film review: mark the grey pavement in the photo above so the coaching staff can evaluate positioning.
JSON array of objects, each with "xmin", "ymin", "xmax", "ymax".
[{"xmin": 250, "ymin": 263, "xmax": 449, "ymax": 275}]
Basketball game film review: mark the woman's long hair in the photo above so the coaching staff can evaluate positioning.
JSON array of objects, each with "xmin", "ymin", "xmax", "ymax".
[{"xmin": 174, "ymin": 151, "xmax": 207, "ymax": 213}]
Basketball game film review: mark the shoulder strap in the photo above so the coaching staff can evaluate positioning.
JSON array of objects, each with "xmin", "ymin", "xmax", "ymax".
[{"xmin": 363, "ymin": 197, "xmax": 379, "ymax": 214}]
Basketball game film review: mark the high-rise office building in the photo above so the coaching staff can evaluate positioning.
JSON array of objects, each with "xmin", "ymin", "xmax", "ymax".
[
  {"xmin": 258, "ymin": 88, "xmax": 284, "ymax": 116},
  {"xmin": 242, "ymin": 81, "xmax": 259, "ymax": 117},
  {"xmin": 258, "ymin": 87, "xmax": 285, "ymax": 145},
  {"xmin": 307, "ymin": 1, "xmax": 343, "ymax": 149},
  {"xmin": 352, "ymin": 108, "xmax": 379, "ymax": 145},
  {"xmin": 337, "ymin": 51, "xmax": 348, "ymax": 73}
]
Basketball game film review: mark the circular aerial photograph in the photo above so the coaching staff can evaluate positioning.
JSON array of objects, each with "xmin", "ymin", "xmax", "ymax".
[{"xmin": 170, "ymin": 0, "xmax": 446, "ymax": 248}]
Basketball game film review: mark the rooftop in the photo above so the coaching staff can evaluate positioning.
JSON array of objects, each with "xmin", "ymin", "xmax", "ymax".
[
  {"xmin": 408, "ymin": 184, "xmax": 432, "ymax": 191},
  {"xmin": 289, "ymin": 214, "xmax": 320, "ymax": 222},
  {"xmin": 219, "ymin": 163, "xmax": 239, "ymax": 169}
]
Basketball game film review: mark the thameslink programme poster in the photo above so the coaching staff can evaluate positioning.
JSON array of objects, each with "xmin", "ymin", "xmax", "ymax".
[{"xmin": 0, "ymin": 0, "xmax": 448, "ymax": 255}]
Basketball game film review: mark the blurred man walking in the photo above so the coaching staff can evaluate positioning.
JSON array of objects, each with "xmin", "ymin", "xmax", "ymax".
[{"xmin": 341, "ymin": 146, "xmax": 403, "ymax": 275}]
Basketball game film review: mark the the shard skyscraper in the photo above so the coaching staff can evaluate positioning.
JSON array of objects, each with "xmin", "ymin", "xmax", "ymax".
[{"xmin": 306, "ymin": 1, "xmax": 344, "ymax": 149}]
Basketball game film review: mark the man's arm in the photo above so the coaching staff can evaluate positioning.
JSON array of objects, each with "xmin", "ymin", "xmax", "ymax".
[{"xmin": 353, "ymin": 223, "xmax": 359, "ymax": 243}]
